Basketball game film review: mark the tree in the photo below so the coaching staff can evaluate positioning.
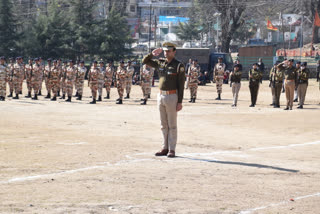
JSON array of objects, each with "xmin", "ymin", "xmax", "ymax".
[
  {"xmin": 176, "ymin": 20, "xmax": 201, "ymax": 46},
  {"xmin": 0, "ymin": 0, "xmax": 19, "ymax": 56}
]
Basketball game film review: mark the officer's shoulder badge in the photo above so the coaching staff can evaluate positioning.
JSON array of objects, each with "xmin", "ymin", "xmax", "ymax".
[{"xmin": 180, "ymin": 67, "xmax": 185, "ymax": 72}]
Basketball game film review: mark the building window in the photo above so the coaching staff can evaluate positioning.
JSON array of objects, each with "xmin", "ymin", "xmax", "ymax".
[{"xmin": 130, "ymin": 5, "xmax": 135, "ymax": 13}]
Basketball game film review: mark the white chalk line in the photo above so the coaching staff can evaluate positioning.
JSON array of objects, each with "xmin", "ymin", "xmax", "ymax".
[{"xmin": 239, "ymin": 192, "xmax": 320, "ymax": 214}]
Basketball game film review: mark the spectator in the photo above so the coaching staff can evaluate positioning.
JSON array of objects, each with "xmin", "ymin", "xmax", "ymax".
[
  {"xmin": 258, "ymin": 58, "xmax": 265, "ymax": 73},
  {"xmin": 198, "ymin": 72, "xmax": 206, "ymax": 85}
]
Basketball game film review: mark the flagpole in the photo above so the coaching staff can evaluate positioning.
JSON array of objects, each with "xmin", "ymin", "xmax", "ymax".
[{"xmin": 311, "ymin": 15, "xmax": 315, "ymax": 57}]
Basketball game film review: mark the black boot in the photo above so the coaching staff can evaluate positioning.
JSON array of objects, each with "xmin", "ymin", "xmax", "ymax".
[
  {"xmin": 140, "ymin": 99, "xmax": 147, "ymax": 105},
  {"xmin": 51, "ymin": 96, "xmax": 57, "ymax": 101},
  {"xmin": 148, "ymin": 94, "xmax": 151, "ymax": 99},
  {"xmin": 124, "ymin": 93, "xmax": 130, "ymax": 99},
  {"xmin": 215, "ymin": 94, "xmax": 221, "ymax": 100},
  {"xmin": 90, "ymin": 99, "xmax": 96, "ymax": 104},
  {"xmin": 65, "ymin": 96, "xmax": 71, "ymax": 102},
  {"xmin": 192, "ymin": 98, "xmax": 196, "ymax": 103},
  {"xmin": 98, "ymin": 96, "xmax": 102, "ymax": 101},
  {"xmin": 45, "ymin": 93, "xmax": 51, "ymax": 99},
  {"xmin": 116, "ymin": 99, "xmax": 123, "ymax": 104},
  {"xmin": 76, "ymin": 95, "xmax": 82, "ymax": 100},
  {"xmin": 2, "ymin": 96, "xmax": 5, "ymax": 101},
  {"xmin": 25, "ymin": 92, "xmax": 31, "ymax": 98},
  {"xmin": 57, "ymin": 91, "xmax": 60, "ymax": 96},
  {"xmin": 106, "ymin": 93, "xmax": 110, "ymax": 99},
  {"xmin": 32, "ymin": 94, "xmax": 38, "ymax": 100},
  {"xmin": 60, "ymin": 94, "xmax": 65, "ymax": 99},
  {"xmin": 74, "ymin": 91, "xmax": 78, "ymax": 97},
  {"xmin": 189, "ymin": 98, "xmax": 193, "ymax": 103},
  {"xmin": 7, "ymin": 92, "xmax": 13, "ymax": 97},
  {"xmin": 19, "ymin": 91, "xmax": 22, "ymax": 95},
  {"xmin": 13, "ymin": 94, "xmax": 19, "ymax": 99},
  {"xmin": 0, "ymin": 96, "xmax": 3, "ymax": 101},
  {"xmin": 38, "ymin": 90, "xmax": 42, "ymax": 96}
]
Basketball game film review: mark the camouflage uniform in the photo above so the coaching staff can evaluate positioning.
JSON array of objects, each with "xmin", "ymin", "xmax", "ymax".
[
  {"xmin": 44, "ymin": 65, "xmax": 52, "ymax": 96},
  {"xmin": 0, "ymin": 63, "xmax": 8, "ymax": 98},
  {"xmin": 65, "ymin": 66, "xmax": 76, "ymax": 99},
  {"xmin": 98, "ymin": 66, "xmax": 105, "ymax": 99},
  {"xmin": 148, "ymin": 67, "xmax": 154, "ymax": 97},
  {"xmin": 104, "ymin": 65, "xmax": 114, "ymax": 96},
  {"xmin": 76, "ymin": 66, "xmax": 87, "ymax": 98},
  {"xmin": 7, "ymin": 63, "xmax": 14, "ymax": 96},
  {"xmin": 187, "ymin": 64, "xmax": 200, "ymax": 102},
  {"xmin": 125, "ymin": 65, "xmax": 134, "ymax": 97},
  {"xmin": 31, "ymin": 63, "xmax": 43, "ymax": 99},
  {"xmin": 214, "ymin": 62, "xmax": 225, "ymax": 97},
  {"xmin": 140, "ymin": 65, "xmax": 152, "ymax": 101},
  {"xmin": 60, "ymin": 64, "xmax": 67, "ymax": 98},
  {"xmin": 13, "ymin": 62, "xmax": 24, "ymax": 97},
  {"xmin": 25, "ymin": 63, "xmax": 33, "ymax": 96},
  {"xmin": 49, "ymin": 66, "xmax": 61, "ymax": 99},
  {"xmin": 89, "ymin": 67, "xmax": 99, "ymax": 100},
  {"xmin": 116, "ymin": 66, "xmax": 126, "ymax": 100}
]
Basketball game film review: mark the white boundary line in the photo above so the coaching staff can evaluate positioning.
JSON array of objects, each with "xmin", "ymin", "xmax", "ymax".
[{"xmin": 239, "ymin": 192, "xmax": 320, "ymax": 214}]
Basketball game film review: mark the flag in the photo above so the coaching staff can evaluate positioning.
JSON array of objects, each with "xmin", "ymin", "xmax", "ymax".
[
  {"xmin": 314, "ymin": 10, "xmax": 320, "ymax": 27},
  {"xmin": 267, "ymin": 19, "xmax": 278, "ymax": 31}
]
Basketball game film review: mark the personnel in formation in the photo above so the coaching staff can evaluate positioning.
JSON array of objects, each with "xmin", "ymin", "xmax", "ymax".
[
  {"xmin": 297, "ymin": 62, "xmax": 310, "ymax": 109},
  {"xmin": 97, "ymin": 61, "xmax": 105, "ymax": 102},
  {"xmin": 249, "ymin": 63, "xmax": 263, "ymax": 107},
  {"xmin": 271, "ymin": 61, "xmax": 284, "ymax": 108},
  {"xmin": 24, "ymin": 58, "xmax": 33, "ymax": 98},
  {"xmin": 214, "ymin": 57, "xmax": 225, "ymax": 100},
  {"xmin": 13, "ymin": 57, "xmax": 24, "ymax": 99},
  {"xmin": 277, "ymin": 59, "xmax": 297, "ymax": 110},
  {"xmin": 65, "ymin": 60, "xmax": 76, "ymax": 102},
  {"xmin": 104, "ymin": 61, "xmax": 114, "ymax": 99},
  {"xmin": 88, "ymin": 61, "xmax": 99, "ymax": 104},
  {"xmin": 143, "ymin": 42, "xmax": 185, "ymax": 158},
  {"xmin": 186, "ymin": 59, "xmax": 200, "ymax": 103},
  {"xmin": 139, "ymin": 64, "xmax": 153, "ymax": 105},
  {"xmin": 31, "ymin": 58, "xmax": 42, "ymax": 100},
  {"xmin": 44, "ymin": 59, "xmax": 52, "ymax": 99},
  {"xmin": 60, "ymin": 61, "xmax": 68, "ymax": 100},
  {"xmin": 0, "ymin": 56, "xmax": 8, "ymax": 101},
  {"xmin": 49, "ymin": 60, "xmax": 61, "ymax": 101},
  {"xmin": 230, "ymin": 64, "xmax": 242, "ymax": 107},
  {"xmin": 115, "ymin": 60, "xmax": 127, "ymax": 104},
  {"xmin": 124, "ymin": 60, "xmax": 134, "ymax": 99},
  {"xmin": 7, "ymin": 58, "xmax": 14, "ymax": 98},
  {"xmin": 294, "ymin": 61, "xmax": 301, "ymax": 103},
  {"xmin": 75, "ymin": 60, "xmax": 86, "ymax": 101},
  {"xmin": 269, "ymin": 62, "xmax": 277, "ymax": 106}
]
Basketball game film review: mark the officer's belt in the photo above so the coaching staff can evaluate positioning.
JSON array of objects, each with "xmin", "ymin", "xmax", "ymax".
[{"xmin": 160, "ymin": 90, "xmax": 177, "ymax": 95}]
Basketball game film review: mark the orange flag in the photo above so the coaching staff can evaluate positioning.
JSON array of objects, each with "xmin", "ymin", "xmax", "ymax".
[
  {"xmin": 267, "ymin": 19, "xmax": 278, "ymax": 31},
  {"xmin": 314, "ymin": 10, "xmax": 320, "ymax": 27}
]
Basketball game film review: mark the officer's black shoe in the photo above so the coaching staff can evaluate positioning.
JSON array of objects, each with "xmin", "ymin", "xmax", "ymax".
[
  {"xmin": 7, "ymin": 92, "xmax": 13, "ymax": 97},
  {"xmin": 293, "ymin": 99, "xmax": 298, "ymax": 102},
  {"xmin": 116, "ymin": 99, "xmax": 123, "ymax": 104},
  {"xmin": 45, "ymin": 93, "xmax": 51, "ymax": 99},
  {"xmin": 25, "ymin": 92, "xmax": 30, "ymax": 98},
  {"xmin": 51, "ymin": 96, "xmax": 57, "ymax": 101},
  {"xmin": 90, "ymin": 99, "xmax": 96, "ymax": 104},
  {"xmin": 98, "ymin": 96, "xmax": 102, "ymax": 101},
  {"xmin": 65, "ymin": 96, "xmax": 71, "ymax": 102},
  {"xmin": 284, "ymin": 107, "xmax": 289, "ymax": 110},
  {"xmin": 140, "ymin": 99, "xmax": 147, "ymax": 105},
  {"xmin": 76, "ymin": 95, "xmax": 82, "ymax": 100},
  {"xmin": 249, "ymin": 104, "xmax": 255, "ymax": 107},
  {"xmin": 274, "ymin": 105, "xmax": 280, "ymax": 108},
  {"xmin": 60, "ymin": 94, "xmax": 65, "ymax": 99},
  {"xmin": 38, "ymin": 90, "xmax": 42, "ymax": 96},
  {"xmin": 13, "ymin": 94, "xmax": 19, "ymax": 99},
  {"xmin": 192, "ymin": 98, "xmax": 196, "ymax": 103},
  {"xmin": 32, "ymin": 94, "xmax": 38, "ymax": 100},
  {"xmin": 124, "ymin": 94, "xmax": 130, "ymax": 99},
  {"xmin": 148, "ymin": 94, "xmax": 151, "ymax": 99},
  {"xmin": 188, "ymin": 98, "xmax": 193, "ymax": 103},
  {"xmin": 297, "ymin": 105, "xmax": 303, "ymax": 109}
]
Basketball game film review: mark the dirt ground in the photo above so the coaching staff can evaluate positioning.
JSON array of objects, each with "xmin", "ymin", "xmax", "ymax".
[{"xmin": 1, "ymin": 79, "xmax": 320, "ymax": 214}]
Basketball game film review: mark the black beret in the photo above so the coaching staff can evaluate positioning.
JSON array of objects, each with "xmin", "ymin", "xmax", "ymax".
[
  {"xmin": 288, "ymin": 59, "xmax": 294, "ymax": 62},
  {"xmin": 69, "ymin": 60, "xmax": 74, "ymax": 63},
  {"xmin": 234, "ymin": 64, "xmax": 240, "ymax": 68},
  {"xmin": 193, "ymin": 59, "xmax": 198, "ymax": 62},
  {"xmin": 253, "ymin": 63, "xmax": 259, "ymax": 66},
  {"xmin": 47, "ymin": 58, "xmax": 52, "ymax": 61},
  {"xmin": 80, "ymin": 60, "xmax": 84, "ymax": 63},
  {"xmin": 99, "ymin": 61, "xmax": 104, "ymax": 64},
  {"xmin": 301, "ymin": 62, "xmax": 307, "ymax": 66},
  {"xmin": 120, "ymin": 60, "xmax": 124, "ymax": 63},
  {"xmin": 296, "ymin": 61, "xmax": 301, "ymax": 64},
  {"xmin": 93, "ymin": 60, "xmax": 98, "ymax": 64},
  {"xmin": 34, "ymin": 58, "xmax": 39, "ymax": 61}
]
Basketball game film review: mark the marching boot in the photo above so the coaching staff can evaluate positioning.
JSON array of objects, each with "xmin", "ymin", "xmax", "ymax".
[
  {"xmin": 90, "ymin": 98, "xmax": 96, "ymax": 104},
  {"xmin": 51, "ymin": 96, "xmax": 57, "ymax": 101},
  {"xmin": 13, "ymin": 94, "xmax": 19, "ymax": 99},
  {"xmin": 116, "ymin": 99, "xmax": 123, "ymax": 104},
  {"xmin": 32, "ymin": 94, "xmax": 38, "ymax": 100},
  {"xmin": 192, "ymin": 98, "xmax": 196, "ymax": 103},
  {"xmin": 60, "ymin": 94, "xmax": 65, "ymax": 99},
  {"xmin": 2, "ymin": 96, "xmax": 5, "ymax": 101},
  {"xmin": 45, "ymin": 93, "xmax": 51, "ymax": 99},
  {"xmin": 76, "ymin": 95, "xmax": 82, "ymax": 100},
  {"xmin": 140, "ymin": 99, "xmax": 147, "ymax": 105},
  {"xmin": 124, "ymin": 93, "xmax": 129, "ymax": 99},
  {"xmin": 65, "ymin": 96, "xmax": 71, "ymax": 102},
  {"xmin": 25, "ymin": 92, "xmax": 31, "ymax": 98},
  {"xmin": 19, "ymin": 91, "xmax": 22, "ymax": 95},
  {"xmin": 38, "ymin": 90, "xmax": 42, "ymax": 96},
  {"xmin": 215, "ymin": 93, "xmax": 221, "ymax": 100},
  {"xmin": 57, "ymin": 91, "xmax": 60, "ymax": 96},
  {"xmin": 106, "ymin": 93, "xmax": 110, "ymax": 99},
  {"xmin": 98, "ymin": 96, "xmax": 102, "ymax": 101},
  {"xmin": 189, "ymin": 98, "xmax": 193, "ymax": 103},
  {"xmin": 0, "ymin": 96, "xmax": 3, "ymax": 101},
  {"xmin": 74, "ymin": 91, "xmax": 78, "ymax": 97},
  {"xmin": 148, "ymin": 94, "xmax": 151, "ymax": 99},
  {"xmin": 7, "ymin": 92, "xmax": 13, "ymax": 97}
]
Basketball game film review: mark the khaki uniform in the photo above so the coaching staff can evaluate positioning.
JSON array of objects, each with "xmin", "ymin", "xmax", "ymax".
[
  {"xmin": 65, "ymin": 66, "xmax": 76, "ymax": 97},
  {"xmin": 49, "ymin": 66, "xmax": 61, "ymax": 98},
  {"xmin": 140, "ymin": 65, "xmax": 153, "ymax": 100},
  {"xmin": 230, "ymin": 70, "xmax": 242, "ymax": 106},
  {"xmin": 125, "ymin": 65, "xmax": 134, "ymax": 95},
  {"xmin": 249, "ymin": 69, "xmax": 262, "ymax": 106},
  {"xmin": 269, "ymin": 67, "xmax": 277, "ymax": 104},
  {"xmin": 98, "ymin": 66, "xmax": 105, "ymax": 97},
  {"xmin": 186, "ymin": 64, "xmax": 200, "ymax": 99},
  {"xmin": 297, "ymin": 68, "xmax": 310, "ymax": 106},
  {"xmin": 31, "ymin": 64, "xmax": 42, "ymax": 95},
  {"xmin": 278, "ymin": 64, "xmax": 297, "ymax": 109},
  {"xmin": 143, "ymin": 53, "xmax": 185, "ymax": 152},
  {"xmin": 88, "ymin": 67, "xmax": 99, "ymax": 100},
  {"xmin": 273, "ymin": 68, "xmax": 285, "ymax": 107},
  {"xmin": 148, "ymin": 67, "xmax": 154, "ymax": 97},
  {"xmin": 0, "ymin": 64, "xmax": 8, "ymax": 97},
  {"xmin": 104, "ymin": 65, "xmax": 114, "ymax": 94},
  {"xmin": 13, "ymin": 63, "xmax": 24, "ymax": 95},
  {"xmin": 76, "ymin": 66, "xmax": 86, "ymax": 96},
  {"xmin": 116, "ymin": 66, "xmax": 126, "ymax": 99},
  {"xmin": 214, "ymin": 63, "xmax": 225, "ymax": 94}
]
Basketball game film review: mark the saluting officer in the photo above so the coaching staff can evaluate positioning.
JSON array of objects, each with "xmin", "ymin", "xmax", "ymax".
[{"xmin": 142, "ymin": 42, "xmax": 185, "ymax": 158}]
